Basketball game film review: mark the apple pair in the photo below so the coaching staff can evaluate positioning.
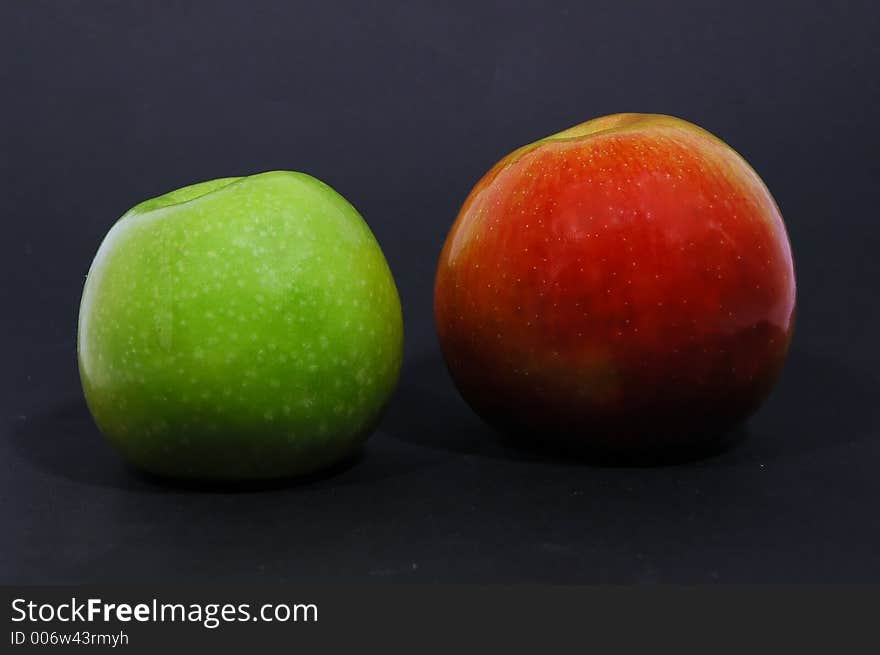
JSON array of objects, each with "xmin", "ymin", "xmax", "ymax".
[{"xmin": 79, "ymin": 114, "xmax": 795, "ymax": 480}]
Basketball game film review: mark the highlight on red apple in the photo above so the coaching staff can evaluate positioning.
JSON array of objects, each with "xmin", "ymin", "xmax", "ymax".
[{"xmin": 434, "ymin": 113, "xmax": 796, "ymax": 457}]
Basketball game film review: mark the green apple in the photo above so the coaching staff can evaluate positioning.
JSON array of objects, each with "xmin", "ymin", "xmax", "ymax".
[{"xmin": 78, "ymin": 171, "xmax": 403, "ymax": 480}]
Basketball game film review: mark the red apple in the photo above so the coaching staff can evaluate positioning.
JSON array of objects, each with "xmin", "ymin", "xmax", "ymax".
[{"xmin": 434, "ymin": 113, "xmax": 795, "ymax": 455}]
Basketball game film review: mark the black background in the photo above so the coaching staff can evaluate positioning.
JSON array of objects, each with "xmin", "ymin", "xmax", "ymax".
[{"xmin": 2, "ymin": 0, "xmax": 879, "ymax": 583}]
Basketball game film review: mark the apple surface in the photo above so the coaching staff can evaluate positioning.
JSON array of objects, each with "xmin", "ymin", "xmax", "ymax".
[
  {"xmin": 435, "ymin": 114, "xmax": 795, "ymax": 455},
  {"xmin": 78, "ymin": 171, "xmax": 403, "ymax": 480}
]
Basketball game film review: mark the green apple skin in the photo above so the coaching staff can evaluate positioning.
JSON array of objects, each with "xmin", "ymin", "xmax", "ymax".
[{"xmin": 78, "ymin": 171, "xmax": 403, "ymax": 481}]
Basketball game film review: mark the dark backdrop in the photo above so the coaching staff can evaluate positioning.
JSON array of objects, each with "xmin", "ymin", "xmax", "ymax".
[{"xmin": 2, "ymin": 0, "xmax": 879, "ymax": 583}]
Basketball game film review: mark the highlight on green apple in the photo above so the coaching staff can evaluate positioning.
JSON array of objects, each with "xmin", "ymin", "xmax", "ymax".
[{"xmin": 78, "ymin": 171, "xmax": 403, "ymax": 481}]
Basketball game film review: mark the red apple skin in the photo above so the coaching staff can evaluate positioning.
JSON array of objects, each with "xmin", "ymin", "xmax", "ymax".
[{"xmin": 434, "ymin": 114, "xmax": 796, "ymax": 454}]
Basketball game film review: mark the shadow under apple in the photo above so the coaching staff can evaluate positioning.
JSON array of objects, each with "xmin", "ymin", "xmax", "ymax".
[
  {"xmin": 11, "ymin": 344, "xmax": 876, "ymax": 487},
  {"xmin": 381, "ymin": 345, "xmax": 879, "ymax": 468},
  {"xmin": 8, "ymin": 397, "xmax": 428, "ymax": 492}
]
